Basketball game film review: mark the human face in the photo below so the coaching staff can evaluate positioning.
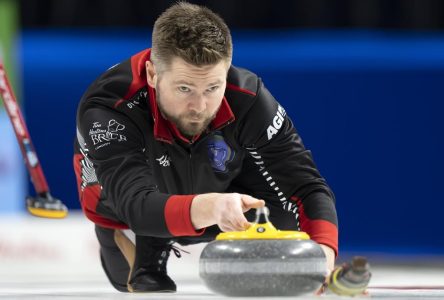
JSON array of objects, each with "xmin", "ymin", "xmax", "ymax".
[{"xmin": 146, "ymin": 57, "xmax": 229, "ymax": 137}]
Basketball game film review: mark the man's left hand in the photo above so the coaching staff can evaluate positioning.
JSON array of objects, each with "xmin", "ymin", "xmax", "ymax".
[{"xmin": 320, "ymin": 244, "xmax": 335, "ymax": 276}]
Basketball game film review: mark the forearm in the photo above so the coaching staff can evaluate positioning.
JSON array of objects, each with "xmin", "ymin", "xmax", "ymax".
[
  {"xmin": 190, "ymin": 193, "xmax": 217, "ymax": 229},
  {"xmin": 294, "ymin": 193, "xmax": 338, "ymax": 256},
  {"xmin": 116, "ymin": 189, "xmax": 183, "ymax": 236}
]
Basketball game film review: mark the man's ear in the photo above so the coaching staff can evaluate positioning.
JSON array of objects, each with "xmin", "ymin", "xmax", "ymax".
[{"xmin": 146, "ymin": 61, "xmax": 157, "ymax": 88}]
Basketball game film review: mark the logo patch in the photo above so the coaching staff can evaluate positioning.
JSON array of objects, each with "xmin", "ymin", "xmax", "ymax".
[
  {"xmin": 156, "ymin": 155, "xmax": 171, "ymax": 167},
  {"xmin": 267, "ymin": 105, "xmax": 287, "ymax": 140},
  {"xmin": 89, "ymin": 119, "xmax": 127, "ymax": 150},
  {"xmin": 207, "ymin": 133, "xmax": 235, "ymax": 172}
]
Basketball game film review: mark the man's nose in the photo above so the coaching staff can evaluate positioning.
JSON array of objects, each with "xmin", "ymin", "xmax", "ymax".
[{"xmin": 188, "ymin": 94, "xmax": 206, "ymax": 113}]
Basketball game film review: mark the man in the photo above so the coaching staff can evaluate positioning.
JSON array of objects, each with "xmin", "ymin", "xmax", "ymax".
[{"xmin": 74, "ymin": 2, "xmax": 338, "ymax": 293}]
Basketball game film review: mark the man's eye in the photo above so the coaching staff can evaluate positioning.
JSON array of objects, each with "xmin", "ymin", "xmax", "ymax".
[
  {"xmin": 178, "ymin": 86, "xmax": 191, "ymax": 92},
  {"xmin": 207, "ymin": 86, "xmax": 219, "ymax": 92}
]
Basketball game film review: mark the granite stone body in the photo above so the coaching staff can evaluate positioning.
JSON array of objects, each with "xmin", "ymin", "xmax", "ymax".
[{"xmin": 200, "ymin": 239, "xmax": 327, "ymax": 297}]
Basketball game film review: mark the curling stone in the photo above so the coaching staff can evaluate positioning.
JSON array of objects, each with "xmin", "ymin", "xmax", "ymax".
[
  {"xmin": 327, "ymin": 256, "xmax": 371, "ymax": 296},
  {"xmin": 199, "ymin": 207, "xmax": 327, "ymax": 297}
]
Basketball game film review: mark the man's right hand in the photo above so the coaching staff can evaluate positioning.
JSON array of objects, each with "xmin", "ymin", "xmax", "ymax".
[{"xmin": 190, "ymin": 193, "xmax": 265, "ymax": 232}]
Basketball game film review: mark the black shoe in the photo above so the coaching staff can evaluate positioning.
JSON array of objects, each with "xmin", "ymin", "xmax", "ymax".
[{"xmin": 128, "ymin": 236, "xmax": 181, "ymax": 293}]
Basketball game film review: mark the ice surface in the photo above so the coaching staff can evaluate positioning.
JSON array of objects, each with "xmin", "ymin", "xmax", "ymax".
[{"xmin": 1, "ymin": 213, "xmax": 443, "ymax": 299}]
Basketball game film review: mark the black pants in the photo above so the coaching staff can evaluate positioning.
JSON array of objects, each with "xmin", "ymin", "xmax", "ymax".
[
  {"xmin": 96, "ymin": 205, "xmax": 297, "ymax": 292},
  {"xmin": 95, "ymin": 224, "xmax": 223, "ymax": 292}
]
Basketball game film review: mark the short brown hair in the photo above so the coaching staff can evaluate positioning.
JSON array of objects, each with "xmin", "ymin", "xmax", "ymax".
[{"xmin": 151, "ymin": 2, "xmax": 232, "ymax": 71}]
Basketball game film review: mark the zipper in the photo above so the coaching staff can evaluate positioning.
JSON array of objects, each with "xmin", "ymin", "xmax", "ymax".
[
  {"xmin": 187, "ymin": 134, "xmax": 214, "ymax": 194},
  {"xmin": 188, "ymin": 152, "xmax": 194, "ymax": 194},
  {"xmin": 174, "ymin": 133, "xmax": 213, "ymax": 194},
  {"xmin": 172, "ymin": 143, "xmax": 194, "ymax": 194}
]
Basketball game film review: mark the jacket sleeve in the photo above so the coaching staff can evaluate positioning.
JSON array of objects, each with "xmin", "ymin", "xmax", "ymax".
[
  {"xmin": 237, "ymin": 81, "xmax": 339, "ymax": 255},
  {"xmin": 77, "ymin": 106, "xmax": 203, "ymax": 237}
]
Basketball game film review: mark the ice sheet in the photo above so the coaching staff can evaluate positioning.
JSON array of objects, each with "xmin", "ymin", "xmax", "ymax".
[{"xmin": 1, "ymin": 213, "xmax": 443, "ymax": 299}]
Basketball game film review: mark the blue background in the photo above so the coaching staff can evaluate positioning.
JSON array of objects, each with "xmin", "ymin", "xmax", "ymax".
[{"xmin": 20, "ymin": 29, "xmax": 444, "ymax": 255}]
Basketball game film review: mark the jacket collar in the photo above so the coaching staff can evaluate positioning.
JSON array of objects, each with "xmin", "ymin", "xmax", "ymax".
[{"xmin": 138, "ymin": 49, "xmax": 235, "ymax": 144}]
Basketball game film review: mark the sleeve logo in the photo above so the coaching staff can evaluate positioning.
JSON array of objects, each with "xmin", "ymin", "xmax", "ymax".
[
  {"xmin": 89, "ymin": 119, "xmax": 127, "ymax": 150},
  {"xmin": 267, "ymin": 105, "xmax": 286, "ymax": 140}
]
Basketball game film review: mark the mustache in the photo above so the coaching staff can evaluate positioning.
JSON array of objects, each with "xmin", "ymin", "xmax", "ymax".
[{"xmin": 186, "ymin": 111, "xmax": 205, "ymax": 119}]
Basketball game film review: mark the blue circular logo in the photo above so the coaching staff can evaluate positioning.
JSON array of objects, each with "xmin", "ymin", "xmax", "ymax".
[{"xmin": 207, "ymin": 133, "xmax": 235, "ymax": 172}]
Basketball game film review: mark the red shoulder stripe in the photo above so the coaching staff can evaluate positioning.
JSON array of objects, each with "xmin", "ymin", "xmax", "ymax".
[
  {"xmin": 114, "ymin": 49, "xmax": 151, "ymax": 109},
  {"xmin": 226, "ymin": 82, "xmax": 257, "ymax": 97}
]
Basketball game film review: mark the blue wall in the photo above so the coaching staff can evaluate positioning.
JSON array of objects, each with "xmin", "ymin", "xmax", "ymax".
[{"xmin": 20, "ymin": 29, "xmax": 444, "ymax": 254}]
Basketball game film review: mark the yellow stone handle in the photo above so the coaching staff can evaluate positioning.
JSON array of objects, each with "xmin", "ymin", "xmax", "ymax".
[{"xmin": 216, "ymin": 207, "xmax": 310, "ymax": 240}]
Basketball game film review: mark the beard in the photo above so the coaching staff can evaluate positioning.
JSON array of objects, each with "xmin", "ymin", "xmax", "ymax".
[{"xmin": 156, "ymin": 93, "xmax": 219, "ymax": 138}]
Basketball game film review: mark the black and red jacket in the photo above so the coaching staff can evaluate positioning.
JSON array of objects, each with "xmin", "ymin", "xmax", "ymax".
[{"xmin": 74, "ymin": 49, "xmax": 339, "ymax": 254}]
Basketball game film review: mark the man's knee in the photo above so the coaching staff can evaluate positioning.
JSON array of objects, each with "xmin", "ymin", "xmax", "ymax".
[{"xmin": 95, "ymin": 226, "xmax": 131, "ymax": 292}]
